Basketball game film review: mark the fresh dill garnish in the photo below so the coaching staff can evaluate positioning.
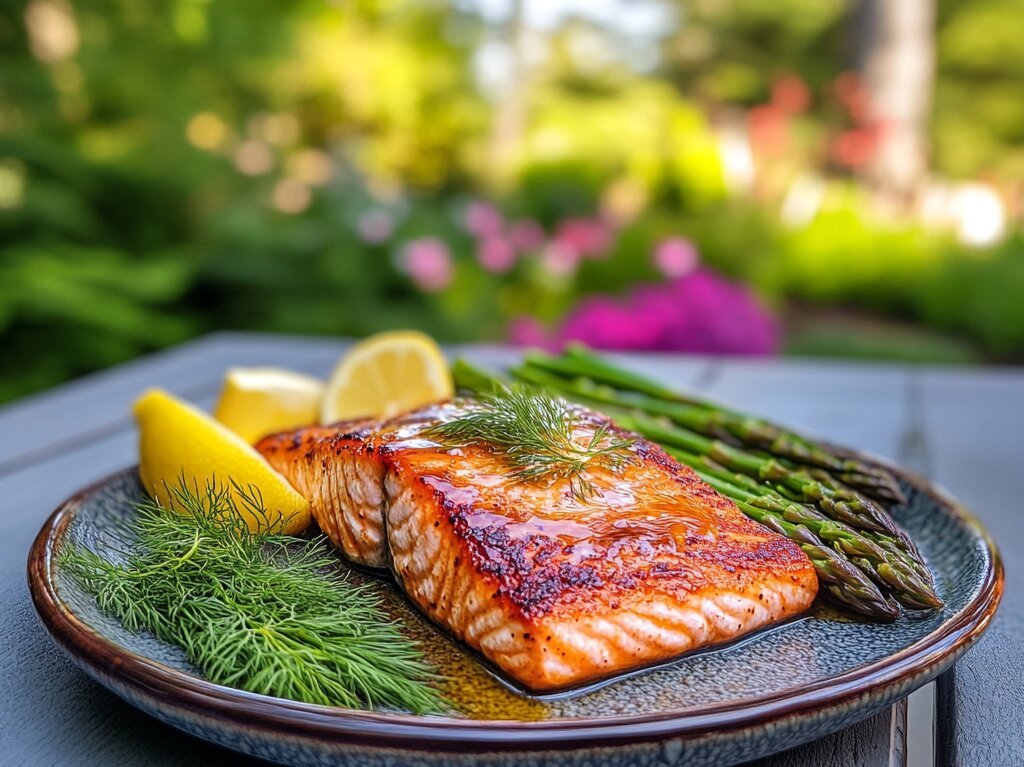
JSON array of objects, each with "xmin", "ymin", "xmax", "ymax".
[
  {"xmin": 426, "ymin": 385, "xmax": 637, "ymax": 498},
  {"xmin": 60, "ymin": 480, "xmax": 446, "ymax": 714}
]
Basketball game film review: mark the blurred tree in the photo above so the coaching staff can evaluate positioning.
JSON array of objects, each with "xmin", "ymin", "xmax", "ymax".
[
  {"xmin": 857, "ymin": 0, "xmax": 936, "ymax": 202},
  {"xmin": 484, "ymin": 0, "xmax": 528, "ymax": 189},
  {"xmin": 933, "ymin": 0, "xmax": 1024, "ymax": 187}
]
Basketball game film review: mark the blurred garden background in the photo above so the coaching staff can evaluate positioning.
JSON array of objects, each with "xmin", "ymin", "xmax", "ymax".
[{"xmin": 2, "ymin": 0, "xmax": 1023, "ymax": 403}]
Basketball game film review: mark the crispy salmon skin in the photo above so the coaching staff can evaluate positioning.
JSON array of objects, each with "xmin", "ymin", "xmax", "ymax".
[{"xmin": 257, "ymin": 402, "xmax": 817, "ymax": 691}]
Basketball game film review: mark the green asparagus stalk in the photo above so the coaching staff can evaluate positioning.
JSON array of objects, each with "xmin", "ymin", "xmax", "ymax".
[
  {"xmin": 663, "ymin": 448, "xmax": 941, "ymax": 611},
  {"xmin": 805, "ymin": 468, "xmax": 924, "ymax": 561},
  {"xmin": 696, "ymin": 475, "xmax": 901, "ymax": 621},
  {"xmin": 526, "ymin": 346, "xmax": 907, "ymax": 505},
  {"xmin": 450, "ymin": 358, "xmax": 506, "ymax": 393}
]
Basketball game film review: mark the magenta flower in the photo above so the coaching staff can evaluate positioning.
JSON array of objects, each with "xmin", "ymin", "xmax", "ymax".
[
  {"xmin": 508, "ymin": 219, "xmax": 546, "ymax": 252},
  {"xmin": 477, "ymin": 236, "xmax": 517, "ymax": 274},
  {"xmin": 357, "ymin": 209, "xmax": 394, "ymax": 244},
  {"xmin": 401, "ymin": 237, "xmax": 453, "ymax": 293},
  {"xmin": 463, "ymin": 200, "xmax": 503, "ymax": 238},
  {"xmin": 553, "ymin": 217, "xmax": 612, "ymax": 259},
  {"xmin": 555, "ymin": 297, "xmax": 665, "ymax": 350},
  {"xmin": 519, "ymin": 268, "xmax": 779, "ymax": 356},
  {"xmin": 653, "ymin": 236, "xmax": 700, "ymax": 278}
]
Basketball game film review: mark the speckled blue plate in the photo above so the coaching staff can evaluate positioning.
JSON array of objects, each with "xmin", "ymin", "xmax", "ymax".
[{"xmin": 29, "ymin": 463, "xmax": 1001, "ymax": 767}]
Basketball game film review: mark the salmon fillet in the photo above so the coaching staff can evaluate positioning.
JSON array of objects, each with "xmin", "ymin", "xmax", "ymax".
[{"xmin": 257, "ymin": 402, "xmax": 817, "ymax": 691}]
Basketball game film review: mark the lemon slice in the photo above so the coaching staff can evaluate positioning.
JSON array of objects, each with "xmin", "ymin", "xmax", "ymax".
[
  {"xmin": 214, "ymin": 367, "xmax": 324, "ymax": 443},
  {"xmin": 321, "ymin": 330, "xmax": 453, "ymax": 423},
  {"xmin": 134, "ymin": 388, "xmax": 311, "ymax": 534}
]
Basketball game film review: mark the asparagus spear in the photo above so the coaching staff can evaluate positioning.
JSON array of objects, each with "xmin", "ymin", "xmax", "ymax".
[
  {"xmin": 525, "ymin": 346, "xmax": 907, "ymax": 505},
  {"xmin": 697, "ymin": 476, "xmax": 901, "ymax": 621},
  {"xmin": 664, "ymin": 448, "xmax": 941, "ymax": 611},
  {"xmin": 450, "ymin": 358, "xmax": 505, "ymax": 393}
]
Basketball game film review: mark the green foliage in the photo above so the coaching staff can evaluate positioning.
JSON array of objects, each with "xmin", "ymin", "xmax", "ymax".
[
  {"xmin": 1, "ymin": 0, "xmax": 1022, "ymax": 405},
  {"xmin": 933, "ymin": 1, "xmax": 1024, "ymax": 178},
  {"xmin": 785, "ymin": 321, "xmax": 980, "ymax": 365},
  {"xmin": 916, "ymin": 237, "xmax": 1024, "ymax": 356},
  {"xmin": 514, "ymin": 82, "xmax": 726, "ymax": 214},
  {"xmin": 664, "ymin": 0, "xmax": 849, "ymax": 101},
  {"xmin": 668, "ymin": 0, "xmax": 1024, "ymax": 181},
  {"xmin": 513, "ymin": 160, "xmax": 608, "ymax": 225},
  {"xmin": 0, "ymin": 133, "xmax": 199, "ymax": 401}
]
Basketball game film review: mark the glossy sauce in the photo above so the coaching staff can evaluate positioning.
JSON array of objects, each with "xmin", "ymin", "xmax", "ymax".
[{"xmin": 387, "ymin": 406, "xmax": 732, "ymax": 568}]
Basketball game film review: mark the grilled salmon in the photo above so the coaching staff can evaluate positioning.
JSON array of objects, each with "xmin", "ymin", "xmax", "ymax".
[{"xmin": 257, "ymin": 402, "xmax": 817, "ymax": 691}]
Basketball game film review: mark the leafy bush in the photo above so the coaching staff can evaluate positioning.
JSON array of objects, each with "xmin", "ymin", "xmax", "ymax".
[
  {"xmin": 2, "ymin": 0, "xmax": 1023, "ymax": 406},
  {"xmin": 916, "ymin": 237, "xmax": 1024, "ymax": 356}
]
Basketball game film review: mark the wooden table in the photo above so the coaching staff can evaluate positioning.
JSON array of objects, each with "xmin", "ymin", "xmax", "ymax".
[{"xmin": 2, "ymin": 333, "xmax": 1019, "ymax": 767}]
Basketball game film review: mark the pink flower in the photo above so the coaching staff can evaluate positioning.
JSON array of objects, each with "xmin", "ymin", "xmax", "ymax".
[
  {"xmin": 653, "ymin": 237, "xmax": 699, "ymax": 278},
  {"xmin": 508, "ymin": 219, "xmax": 546, "ymax": 252},
  {"xmin": 748, "ymin": 104, "xmax": 789, "ymax": 156},
  {"xmin": 553, "ymin": 217, "xmax": 612, "ymax": 259},
  {"xmin": 401, "ymin": 237, "xmax": 452, "ymax": 292},
  {"xmin": 831, "ymin": 128, "xmax": 878, "ymax": 168},
  {"xmin": 357, "ymin": 209, "xmax": 394, "ymax": 244},
  {"xmin": 835, "ymin": 71, "xmax": 871, "ymax": 123},
  {"xmin": 508, "ymin": 316, "xmax": 552, "ymax": 349},
  {"xmin": 541, "ymin": 242, "xmax": 581, "ymax": 277},
  {"xmin": 477, "ymin": 236, "xmax": 517, "ymax": 274},
  {"xmin": 463, "ymin": 200, "xmax": 503, "ymax": 238},
  {"xmin": 772, "ymin": 75, "xmax": 811, "ymax": 114}
]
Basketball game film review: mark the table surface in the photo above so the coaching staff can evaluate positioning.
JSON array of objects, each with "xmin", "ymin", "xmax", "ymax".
[{"xmin": 2, "ymin": 332, "xmax": 1020, "ymax": 767}]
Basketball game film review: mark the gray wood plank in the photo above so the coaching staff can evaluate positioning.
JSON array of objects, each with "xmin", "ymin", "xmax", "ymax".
[
  {"xmin": 0, "ymin": 338, "xmax": 690, "ymax": 472},
  {"xmin": 696, "ymin": 358, "xmax": 912, "ymax": 463},
  {"xmin": 0, "ymin": 331, "xmax": 349, "ymax": 475},
  {"xmin": 0, "ymin": 338, "xmax": 714, "ymax": 480},
  {"xmin": 920, "ymin": 369, "xmax": 1024, "ymax": 767},
  {"xmin": 740, "ymin": 708, "xmax": 900, "ymax": 767},
  {"xmin": 0, "ymin": 387, "xmax": 234, "ymax": 765}
]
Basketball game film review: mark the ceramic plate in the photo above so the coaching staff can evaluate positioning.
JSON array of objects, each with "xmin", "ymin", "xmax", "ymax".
[{"xmin": 29, "ymin": 461, "xmax": 1001, "ymax": 767}]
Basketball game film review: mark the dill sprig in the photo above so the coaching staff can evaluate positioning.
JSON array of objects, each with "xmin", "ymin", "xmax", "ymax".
[
  {"xmin": 60, "ymin": 480, "xmax": 446, "ymax": 714},
  {"xmin": 426, "ymin": 386, "xmax": 637, "ymax": 498}
]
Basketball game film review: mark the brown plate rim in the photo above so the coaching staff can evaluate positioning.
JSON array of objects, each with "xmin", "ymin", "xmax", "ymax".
[{"xmin": 27, "ymin": 462, "xmax": 1003, "ymax": 750}]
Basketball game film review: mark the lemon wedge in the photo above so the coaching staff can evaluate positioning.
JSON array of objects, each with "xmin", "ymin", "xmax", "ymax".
[
  {"xmin": 214, "ymin": 367, "xmax": 324, "ymax": 443},
  {"xmin": 321, "ymin": 330, "xmax": 453, "ymax": 423},
  {"xmin": 133, "ymin": 388, "xmax": 311, "ymax": 534}
]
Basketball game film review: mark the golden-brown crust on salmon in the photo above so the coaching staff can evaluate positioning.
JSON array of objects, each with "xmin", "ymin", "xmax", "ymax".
[{"xmin": 386, "ymin": 435, "xmax": 812, "ymax": 624}]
